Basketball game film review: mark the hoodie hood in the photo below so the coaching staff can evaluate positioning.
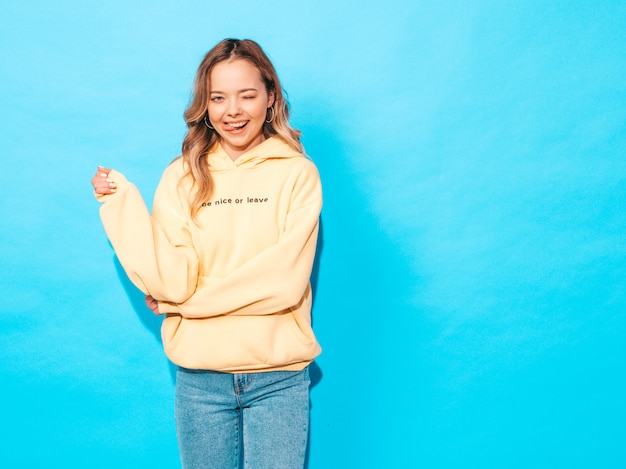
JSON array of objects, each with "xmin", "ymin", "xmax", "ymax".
[{"xmin": 207, "ymin": 137, "xmax": 303, "ymax": 171}]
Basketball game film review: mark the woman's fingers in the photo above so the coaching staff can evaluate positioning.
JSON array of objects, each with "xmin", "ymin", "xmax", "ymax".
[
  {"xmin": 145, "ymin": 295, "xmax": 161, "ymax": 315},
  {"xmin": 91, "ymin": 166, "xmax": 117, "ymax": 194},
  {"xmin": 145, "ymin": 295, "xmax": 156, "ymax": 309}
]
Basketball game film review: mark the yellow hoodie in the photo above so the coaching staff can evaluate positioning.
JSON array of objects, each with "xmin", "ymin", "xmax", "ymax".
[{"xmin": 97, "ymin": 137, "xmax": 322, "ymax": 372}]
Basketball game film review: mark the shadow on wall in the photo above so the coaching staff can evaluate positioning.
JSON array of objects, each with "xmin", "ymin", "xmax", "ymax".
[
  {"xmin": 114, "ymin": 257, "xmax": 177, "ymax": 383},
  {"xmin": 309, "ymin": 216, "xmax": 324, "ymax": 389}
]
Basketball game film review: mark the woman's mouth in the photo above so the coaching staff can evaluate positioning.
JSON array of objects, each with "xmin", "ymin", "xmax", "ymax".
[{"xmin": 225, "ymin": 121, "xmax": 249, "ymax": 132}]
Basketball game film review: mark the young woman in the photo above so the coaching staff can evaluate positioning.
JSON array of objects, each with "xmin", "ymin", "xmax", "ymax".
[{"xmin": 91, "ymin": 38, "xmax": 322, "ymax": 468}]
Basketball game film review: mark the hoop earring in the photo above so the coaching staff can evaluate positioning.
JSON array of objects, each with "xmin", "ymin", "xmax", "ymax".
[
  {"xmin": 204, "ymin": 114, "xmax": 214, "ymax": 130},
  {"xmin": 265, "ymin": 106, "xmax": 275, "ymax": 124}
]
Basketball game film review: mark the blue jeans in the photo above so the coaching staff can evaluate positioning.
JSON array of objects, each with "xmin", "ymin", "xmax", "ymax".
[{"xmin": 175, "ymin": 367, "xmax": 310, "ymax": 469}]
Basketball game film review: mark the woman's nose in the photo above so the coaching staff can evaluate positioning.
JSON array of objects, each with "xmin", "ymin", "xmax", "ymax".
[{"xmin": 226, "ymin": 98, "xmax": 242, "ymax": 116}]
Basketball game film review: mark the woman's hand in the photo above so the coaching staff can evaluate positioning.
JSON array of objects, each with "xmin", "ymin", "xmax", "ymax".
[
  {"xmin": 145, "ymin": 295, "xmax": 160, "ymax": 315},
  {"xmin": 91, "ymin": 166, "xmax": 117, "ymax": 194}
]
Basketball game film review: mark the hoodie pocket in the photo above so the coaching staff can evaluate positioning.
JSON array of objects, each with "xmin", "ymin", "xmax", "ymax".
[{"xmin": 161, "ymin": 312, "xmax": 319, "ymax": 371}]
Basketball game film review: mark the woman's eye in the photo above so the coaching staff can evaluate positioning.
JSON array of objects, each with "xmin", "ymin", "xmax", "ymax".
[
  {"xmin": 211, "ymin": 96, "xmax": 224, "ymax": 102},
  {"xmin": 243, "ymin": 95, "xmax": 255, "ymax": 100}
]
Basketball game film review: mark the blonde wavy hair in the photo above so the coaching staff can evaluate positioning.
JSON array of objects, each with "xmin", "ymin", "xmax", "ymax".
[{"xmin": 181, "ymin": 38, "xmax": 303, "ymax": 219}]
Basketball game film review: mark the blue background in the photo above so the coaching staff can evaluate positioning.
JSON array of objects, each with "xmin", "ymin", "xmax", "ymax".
[{"xmin": 1, "ymin": 1, "xmax": 625, "ymax": 467}]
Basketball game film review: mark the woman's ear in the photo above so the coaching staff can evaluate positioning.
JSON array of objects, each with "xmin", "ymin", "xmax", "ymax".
[{"xmin": 268, "ymin": 91, "xmax": 275, "ymax": 108}]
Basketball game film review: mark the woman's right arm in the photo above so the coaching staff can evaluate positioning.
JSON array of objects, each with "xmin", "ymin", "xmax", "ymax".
[{"xmin": 92, "ymin": 164, "xmax": 199, "ymax": 305}]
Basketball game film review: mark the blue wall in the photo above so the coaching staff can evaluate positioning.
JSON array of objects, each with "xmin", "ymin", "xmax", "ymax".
[{"xmin": 1, "ymin": 1, "xmax": 625, "ymax": 467}]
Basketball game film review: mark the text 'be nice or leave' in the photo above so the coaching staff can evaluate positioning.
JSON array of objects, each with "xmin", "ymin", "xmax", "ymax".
[{"xmin": 202, "ymin": 196, "xmax": 269, "ymax": 207}]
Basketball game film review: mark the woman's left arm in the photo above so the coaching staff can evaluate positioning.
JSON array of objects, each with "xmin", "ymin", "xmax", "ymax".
[{"xmin": 169, "ymin": 163, "xmax": 322, "ymax": 318}]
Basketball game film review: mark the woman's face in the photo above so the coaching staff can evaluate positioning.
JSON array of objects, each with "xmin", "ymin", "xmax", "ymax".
[{"xmin": 207, "ymin": 59, "xmax": 274, "ymax": 161}]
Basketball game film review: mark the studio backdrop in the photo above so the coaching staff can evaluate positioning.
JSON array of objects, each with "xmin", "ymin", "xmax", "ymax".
[{"xmin": 1, "ymin": 1, "xmax": 625, "ymax": 467}]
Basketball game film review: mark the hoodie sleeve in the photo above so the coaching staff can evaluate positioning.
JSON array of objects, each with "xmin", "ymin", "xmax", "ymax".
[
  {"xmin": 171, "ymin": 162, "xmax": 322, "ymax": 318},
  {"xmin": 97, "ymin": 166, "xmax": 199, "ymax": 304}
]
